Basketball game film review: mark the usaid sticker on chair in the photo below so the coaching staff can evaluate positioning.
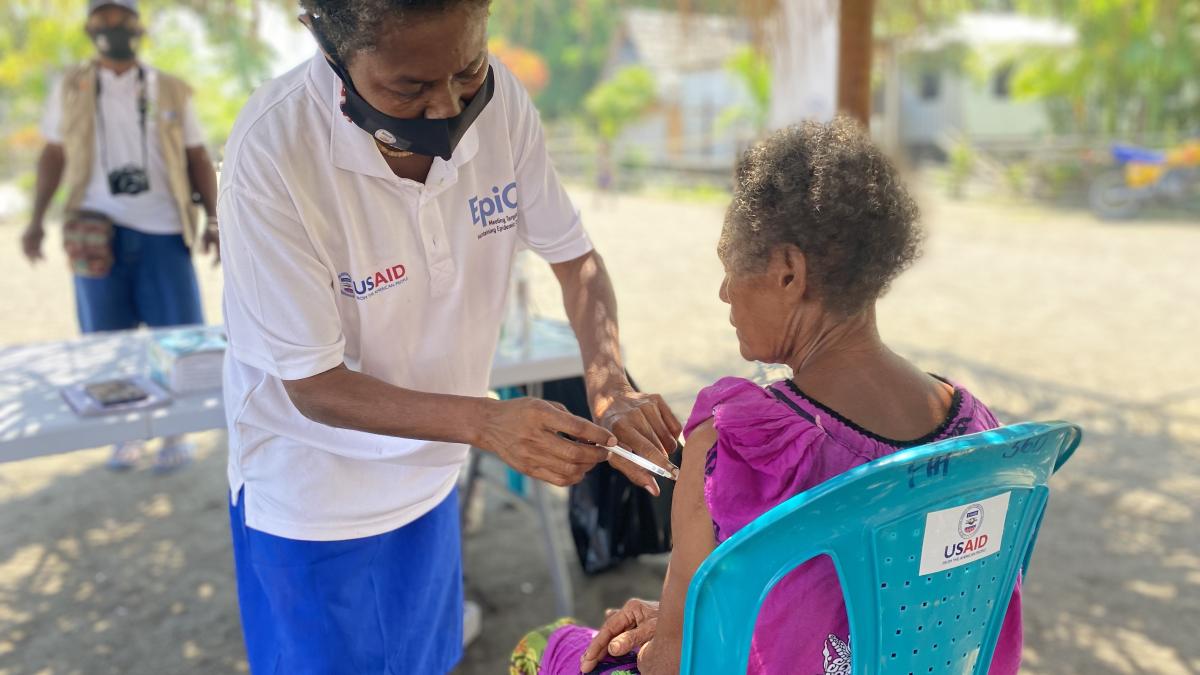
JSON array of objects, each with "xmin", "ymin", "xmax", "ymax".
[{"xmin": 918, "ymin": 492, "xmax": 1011, "ymax": 575}]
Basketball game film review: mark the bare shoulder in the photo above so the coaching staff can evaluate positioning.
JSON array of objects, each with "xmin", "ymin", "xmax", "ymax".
[
  {"xmin": 676, "ymin": 417, "xmax": 717, "ymax": 509},
  {"xmin": 682, "ymin": 417, "xmax": 717, "ymax": 462}
]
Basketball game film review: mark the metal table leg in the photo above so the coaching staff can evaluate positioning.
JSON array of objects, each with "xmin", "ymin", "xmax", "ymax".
[
  {"xmin": 460, "ymin": 447, "xmax": 483, "ymax": 531},
  {"xmin": 531, "ymin": 476, "xmax": 575, "ymax": 618},
  {"xmin": 464, "ymin": 381, "xmax": 575, "ymax": 618},
  {"xmin": 526, "ymin": 380, "xmax": 574, "ymax": 618}
]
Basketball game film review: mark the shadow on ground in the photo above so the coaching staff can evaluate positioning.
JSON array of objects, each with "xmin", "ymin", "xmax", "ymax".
[{"xmin": 1, "ymin": 348, "xmax": 1197, "ymax": 675}]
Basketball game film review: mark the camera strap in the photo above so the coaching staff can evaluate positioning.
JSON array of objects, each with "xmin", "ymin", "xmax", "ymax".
[{"xmin": 94, "ymin": 64, "xmax": 148, "ymax": 187}]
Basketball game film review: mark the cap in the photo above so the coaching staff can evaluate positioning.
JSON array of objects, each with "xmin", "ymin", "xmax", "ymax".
[{"xmin": 88, "ymin": 0, "xmax": 139, "ymax": 16}]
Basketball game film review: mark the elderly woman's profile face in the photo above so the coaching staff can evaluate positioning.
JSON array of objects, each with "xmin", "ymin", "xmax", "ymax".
[
  {"xmin": 345, "ymin": 5, "xmax": 489, "ymax": 121},
  {"xmin": 719, "ymin": 247, "xmax": 806, "ymax": 365}
]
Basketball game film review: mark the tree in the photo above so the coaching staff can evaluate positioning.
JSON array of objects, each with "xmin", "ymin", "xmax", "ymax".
[
  {"xmin": 1012, "ymin": 0, "xmax": 1200, "ymax": 137},
  {"xmin": 583, "ymin": 66, "xmax": 657, "ymax": 191},
  {"xmin": 584, "ymin": 66, "xmax": 657, "ymax": 145},
  {"xmin": 488, "ymin": 0, "xmax": 621, "ymax": 119},
  {"xmin": 837, "ymin": 0, "xmax": 875, "ymax": 125},
  {"xmin": 0, "ymin": 0, "xmax": 290, "ymax": 158},
  {"xmin": 488, "ymin": 38, "xmax": 550, "ymax": 98},
  {"xmin": 0, "ymin": 0, "xmax": 93, "ymax": 125},
  {"xmin": 720, "ymin": 46, "xmax": 772, "ymax": 136}
]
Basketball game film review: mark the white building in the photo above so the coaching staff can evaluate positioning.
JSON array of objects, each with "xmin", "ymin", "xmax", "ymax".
[
  {"xmin": 603, "ymin": 8, "xmax": 758, "ymax": 172},
  {"xmin": 881, "ymin": 12, "xmax": 1077, "ymax": 157}
]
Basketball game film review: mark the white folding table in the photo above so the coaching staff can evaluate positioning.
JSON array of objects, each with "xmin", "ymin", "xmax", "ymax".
[
  {"xmin": 0, "ymin": 317, "xmax": 586, "ymax": 615},
  {"xmin": 0, "ymin": 319, "xmax": 585, "ymax": 462}
]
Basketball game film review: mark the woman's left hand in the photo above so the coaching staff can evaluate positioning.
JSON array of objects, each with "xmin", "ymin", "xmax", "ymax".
[
  {"xmin": 580, "ymin": 598, "xmax": 660, "ymax": 673},
  {"xmin": 594, "ymin": 388, "xmax": 682, "ymax": 497}
]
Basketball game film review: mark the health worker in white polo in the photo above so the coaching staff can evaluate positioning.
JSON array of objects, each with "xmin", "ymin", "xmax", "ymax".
[{"xmin": 216, "ymin": 1, "xmax": 682, "ymax": 672}]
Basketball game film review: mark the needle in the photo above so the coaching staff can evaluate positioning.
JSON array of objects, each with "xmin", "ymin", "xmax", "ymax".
[{"xmin": 604, "ymin": 445, "xmax": 680, "ymax": 481}]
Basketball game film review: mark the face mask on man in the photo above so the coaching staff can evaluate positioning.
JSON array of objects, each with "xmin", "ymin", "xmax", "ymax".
[
  {"xmin": 305, "ymin": 14, "xmax": 495, "ymax": 161},
  {"xmin": 91, "ymin": 26, "xmax": 140, "ymax": 61}
]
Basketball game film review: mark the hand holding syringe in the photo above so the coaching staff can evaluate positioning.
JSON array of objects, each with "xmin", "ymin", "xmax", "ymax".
[{"xmin": 561, "ymin": 432, "xmax": 681, "ymax": 481}]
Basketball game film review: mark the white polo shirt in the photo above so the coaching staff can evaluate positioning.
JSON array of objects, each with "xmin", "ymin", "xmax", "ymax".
[
  {"xmin": 42, "ymin": 64, "xmax": 206, "ymax": 235},
  {"xmin": 218, "ymin": 54, "xmax": 592, "ymax": 541}
]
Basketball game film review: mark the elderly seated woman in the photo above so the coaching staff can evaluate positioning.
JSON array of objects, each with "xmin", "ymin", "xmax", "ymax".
[{"xmin": 510, "ymin": 118, "xmax": 1023, "ymax": 675}]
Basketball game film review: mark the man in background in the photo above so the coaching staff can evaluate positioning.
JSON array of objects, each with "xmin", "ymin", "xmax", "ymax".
[{"xmin": 19, "ymin": 0, "xmax": 220, "ymax": 472}]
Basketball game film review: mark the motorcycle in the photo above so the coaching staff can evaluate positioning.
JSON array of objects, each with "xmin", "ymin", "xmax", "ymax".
[{"xmin": 1088, "ymin": 140, "xmax": 1200, "ymax": 220}]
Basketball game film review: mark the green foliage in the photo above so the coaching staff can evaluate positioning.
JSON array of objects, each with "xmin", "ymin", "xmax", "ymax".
[
  {"xmin": 140, "ymin": 7, "xmax": 273, "ymax": 150},
  {"xmin": 583, "ymin": 66, "xmax": 657, "ymax": 143},
  {"xmin": 874, "ymin": 0, "xmax": 976, "ymax": 37},
  {"xmin": 1028, "ymin": 158, "xmax": 1095, "ymax": 203},
  {"xmin": 0, "ymin": 0, "xmax": 289, "ymax": 152},
  {"xmin": 619, "ymin": 145, "xmax": 650, "ymax": 172},
  {"xmin": 0, "ymin": 0, "xmax": 93, "ymax": 122},
  {"xmin": 488, "ymin": 0, "xmax": 621, "ymax": 120},
  {"xmin": 718, "ymin": 46, "xmax": 771, "ymax": 134},
  {"xmin": 1003, "ymin": 161, "xmax": 1028, "ymax": 197},
  {"xmin": 947, "ymin": 139, "xmax": 974, "ymax": 199},
  {"xmin": 1012, "ymin": 0, "xmax": 1200, "ymax": 136}
]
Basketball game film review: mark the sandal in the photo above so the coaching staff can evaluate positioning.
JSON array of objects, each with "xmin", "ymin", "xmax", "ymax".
[
  {"xmin": 153, "ymin": 438, "xmax": 193, "ymax": 474},
  {"xmin": 106, "ymin": 440, "xmax": 144, "ymax": 471}
]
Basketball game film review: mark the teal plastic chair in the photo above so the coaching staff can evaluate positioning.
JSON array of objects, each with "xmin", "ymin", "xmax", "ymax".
[{"xmin": 679, "ymin": 421, "xmax": 1082, "ymax": 675}]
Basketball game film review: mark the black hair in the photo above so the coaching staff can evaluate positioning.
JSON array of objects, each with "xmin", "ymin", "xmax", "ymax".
[{"xmin": 299, "ymin": 0, "xmax": 490, "ymax": 60}]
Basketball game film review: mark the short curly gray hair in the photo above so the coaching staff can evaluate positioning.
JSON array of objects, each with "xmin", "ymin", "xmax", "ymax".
[
  {"xmin": 299, "ymin": 0, "xmax": 489, "ymax": 62},
  {"xmin": 719, "ymin": 117, "xmax": 923, "ymax": 317}
]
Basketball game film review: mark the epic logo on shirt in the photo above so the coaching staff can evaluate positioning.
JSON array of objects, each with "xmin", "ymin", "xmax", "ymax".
[
  {"xmin": 470, "ymin": 181, "xmax": 520, "ymax": 240},
  {"xmin": 339, "ymin": 263, "xmax": 407, "ymax": 300}
]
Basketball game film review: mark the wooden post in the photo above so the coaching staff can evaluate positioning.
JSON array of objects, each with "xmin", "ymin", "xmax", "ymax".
[{"xmin": 837, "ymin": 0, "xmax": 875, "ymax": 125}]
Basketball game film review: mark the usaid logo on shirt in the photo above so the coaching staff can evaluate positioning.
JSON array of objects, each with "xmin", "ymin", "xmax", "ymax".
[
  {"xmin": 470, "ymin": 181, "xmax": 520, "ymax": 241},
  {"xmin": 339, "ymin": 263, "xmax": 408, "ymax": 300}
]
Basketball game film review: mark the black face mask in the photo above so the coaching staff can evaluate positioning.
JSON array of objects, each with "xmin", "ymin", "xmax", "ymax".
[
  {"xmin": 91, "ymin": 26, "xmax": 139, "ymax": 61},
  {"xmin": 306, "ymin": 16, "xmax": 495, "ymax": 161}
]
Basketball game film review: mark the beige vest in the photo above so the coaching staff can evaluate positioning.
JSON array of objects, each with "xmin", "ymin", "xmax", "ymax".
[{"xmin": 58, "ymin": 61, "xmax": 199, "ymax": 248}]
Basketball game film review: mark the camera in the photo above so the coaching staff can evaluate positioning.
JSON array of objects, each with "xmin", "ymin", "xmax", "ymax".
[{"xmin": 107, "ymin": 165, "xmax": 150, "ymax": 196}]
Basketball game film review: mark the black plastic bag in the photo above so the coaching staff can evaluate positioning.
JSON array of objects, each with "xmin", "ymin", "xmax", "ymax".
[
  {"xmin": 568, "ymin": 453, "xmax": 680, "ymax": 575},
  {"xmin": 537, "ymin": 375, "xmax": 680, "ymax": 575}
]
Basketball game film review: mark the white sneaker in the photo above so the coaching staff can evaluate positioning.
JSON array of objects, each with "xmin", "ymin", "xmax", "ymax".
[{"xmin": 463, "ymin": 600, "xmax": 482, "ymax": 648}]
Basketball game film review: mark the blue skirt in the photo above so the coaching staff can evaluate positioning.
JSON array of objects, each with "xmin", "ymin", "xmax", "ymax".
[{"xmin": 229, "ymin": 488, "xmax": 464, "ymax": 674}]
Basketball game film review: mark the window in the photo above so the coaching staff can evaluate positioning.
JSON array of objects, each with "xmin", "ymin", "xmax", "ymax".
[
  {"xmin": 920, "ymin": 70, "xmax": 941, "ymax": 101},
  {"xmin": 993, "ymin": 65, "xmax": 1014, "ymax": 99}
]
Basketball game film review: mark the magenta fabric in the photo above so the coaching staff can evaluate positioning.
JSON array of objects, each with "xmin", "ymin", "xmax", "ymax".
[
  {"xmin": 542, "ymin": 624, "xmax": 639, "ymax": 674},
  {"xmin": 681, "ymin": 376, "xmax": 1022, "ymax": 675},
  {"xmin": 536, "ymin": 376, "xmax": 1022, "ymax": 675}
]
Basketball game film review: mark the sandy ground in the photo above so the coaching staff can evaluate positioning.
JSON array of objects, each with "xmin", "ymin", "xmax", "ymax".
[{"xmin": 0, "ymin": 185, "xmax": 1198, "ymax": 675}]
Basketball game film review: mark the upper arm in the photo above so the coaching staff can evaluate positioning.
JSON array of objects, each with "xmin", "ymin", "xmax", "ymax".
[
  {"xmin": 219, "ymin": 183, "xmax": 345, "ymax": 381},
  {"xmin": 41, "ymin": 143, "xmax": 65, "ymax": 163},
  {"xmin": 280, "ymin": 362, "xmax": 349, "ymax": 416},
  {"xmin": 655, "ymin": 418, "xmax": 719, "ymax": 644},
  {"xmin": 185, "ymin": 145, "xmax": 211, "ymax": 166}
]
